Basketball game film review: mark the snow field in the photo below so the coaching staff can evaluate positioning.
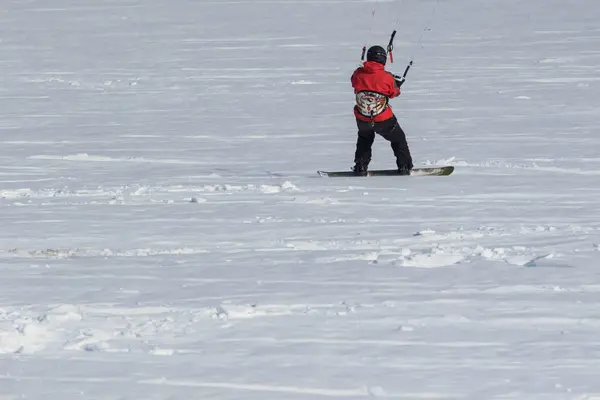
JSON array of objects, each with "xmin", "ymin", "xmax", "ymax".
[{"xmin": 2, "ymin": 0, "xmax": 600, "ymax": 398}]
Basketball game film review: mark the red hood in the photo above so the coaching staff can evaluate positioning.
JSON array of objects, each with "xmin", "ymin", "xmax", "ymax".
[{"xmin": 361, "ymin": 61, "xmax": 386, "ymax": 72}]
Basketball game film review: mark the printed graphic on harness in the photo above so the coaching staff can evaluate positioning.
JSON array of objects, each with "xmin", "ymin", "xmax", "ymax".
[{"xmin": 355, "ymin": 91, "xmax": 389, "ymax": 118}]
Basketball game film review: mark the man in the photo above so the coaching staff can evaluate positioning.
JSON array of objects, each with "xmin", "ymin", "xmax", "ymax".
[{"xmin": 350, "ymin": 45, "xmax": 413, "ymax": 175}]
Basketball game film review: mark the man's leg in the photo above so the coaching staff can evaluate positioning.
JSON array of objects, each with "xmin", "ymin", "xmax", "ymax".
[
  {"xmin": 375, "ymin": 116, "xmax": 413, "ymax": 172},
  {"xmin": 354, "ymin": 119, "xmax": 376, "ymax": 172}
]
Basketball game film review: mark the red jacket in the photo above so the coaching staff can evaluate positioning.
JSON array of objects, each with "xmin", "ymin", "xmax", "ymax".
[{"xmin": 351, "ymin": 61, "xmax": 400, "ymax": 122}]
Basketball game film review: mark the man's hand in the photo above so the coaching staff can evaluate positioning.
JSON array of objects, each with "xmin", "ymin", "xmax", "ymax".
[{"xmin": 393, "ymin": 74, "xmax": 405, "ymax": 88}]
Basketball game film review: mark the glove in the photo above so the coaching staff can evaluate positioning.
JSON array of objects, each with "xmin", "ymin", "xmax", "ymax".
[{"xmin": 393, "ymin": 74, "xmax": 405, "ymax": 88}]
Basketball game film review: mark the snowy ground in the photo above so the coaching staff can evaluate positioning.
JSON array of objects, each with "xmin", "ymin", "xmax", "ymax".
[{"xmin": 2, "ymin": 0, "xmax": 600, "ymax": 398}]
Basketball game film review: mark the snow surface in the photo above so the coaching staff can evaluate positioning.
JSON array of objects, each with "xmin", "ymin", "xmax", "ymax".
[{"xmin": 2, "ymin": 0, "xmax": 600, "ymax": 398}]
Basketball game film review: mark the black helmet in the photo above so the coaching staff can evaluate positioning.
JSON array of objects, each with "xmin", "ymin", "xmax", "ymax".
[{"xmin": 366, "ymin": 45, "xmax": 387, "ymax": 65}]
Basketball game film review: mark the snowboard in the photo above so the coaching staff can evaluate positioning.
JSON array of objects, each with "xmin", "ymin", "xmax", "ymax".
[{"xmin": 317, "ymin": 166, "xmax": 454, "ymax": 177}]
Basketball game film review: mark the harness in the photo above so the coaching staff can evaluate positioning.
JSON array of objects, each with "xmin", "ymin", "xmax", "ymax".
[{"xmin": 355, "ymin": 90, "xmax": 389, "ymax": 123}]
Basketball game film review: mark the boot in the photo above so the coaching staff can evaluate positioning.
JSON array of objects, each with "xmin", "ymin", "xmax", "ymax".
[
  {"xmin": 397, "ymin": 163, "xmax": 412, "ymax": 176},
  {"xmin": 352, "ymin": 162, "xmax": 368, "ymax": 175}
]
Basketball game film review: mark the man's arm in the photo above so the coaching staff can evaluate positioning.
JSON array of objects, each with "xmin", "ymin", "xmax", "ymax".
[
  {"xmin": 387, "ymin": 73, "xmax": 401, "ymax": 98},
  {"xmin": 350, "ymin": 67, "xmax": 361, "ymax": 86}
]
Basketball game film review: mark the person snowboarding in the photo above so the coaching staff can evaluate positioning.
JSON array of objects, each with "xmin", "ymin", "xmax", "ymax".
[{"xmin": 351, "ymin": 45, "xmax": 413, "ymax": 175}]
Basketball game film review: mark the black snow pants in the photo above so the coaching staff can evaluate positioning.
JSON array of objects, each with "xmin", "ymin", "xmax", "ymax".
[{"xmin": 354, "ymin": 115, "xmax": 413, "ymax": 170}]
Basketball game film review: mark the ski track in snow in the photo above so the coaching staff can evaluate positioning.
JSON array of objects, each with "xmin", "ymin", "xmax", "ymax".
[{"xmin": 2, "ymin": 0, "xmax": 600, "ymax": 398}]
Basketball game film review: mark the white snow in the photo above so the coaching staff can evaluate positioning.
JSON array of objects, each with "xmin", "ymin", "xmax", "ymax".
[{"xmin": 2, "ymin": 0, "xmax": 600, "ymax": 398}]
